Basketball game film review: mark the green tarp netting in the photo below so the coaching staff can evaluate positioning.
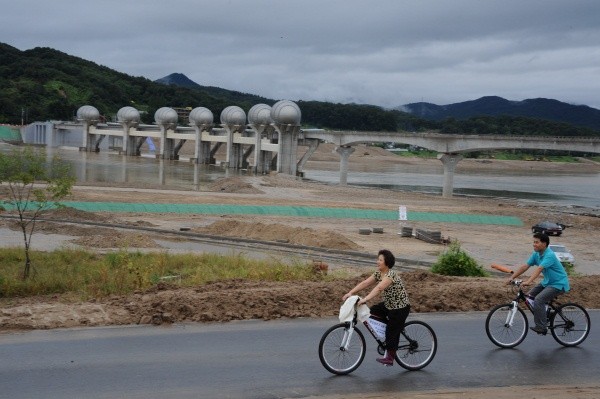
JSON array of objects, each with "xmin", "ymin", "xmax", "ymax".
[{"xmin": 8, "ymin": 201, "xmax": 522, "ymax": 226}]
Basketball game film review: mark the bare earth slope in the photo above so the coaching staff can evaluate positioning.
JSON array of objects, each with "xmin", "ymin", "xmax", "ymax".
[{"xmin": 1, "ymin": 271, "xmax": 599, "ymax": 331}]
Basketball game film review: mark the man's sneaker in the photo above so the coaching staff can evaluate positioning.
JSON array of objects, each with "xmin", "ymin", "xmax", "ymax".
[{"xmin": 530, "ymin": 326, "xmax": 547, "ymax": 335}]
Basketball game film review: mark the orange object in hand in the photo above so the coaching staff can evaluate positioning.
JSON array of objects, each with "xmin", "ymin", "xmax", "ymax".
[{"xmin": 491, "ymin": 263, "xmax": 514, "ymax": 274}]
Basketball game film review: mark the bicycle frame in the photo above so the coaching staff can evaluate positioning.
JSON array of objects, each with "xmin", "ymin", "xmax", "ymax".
[
  {"xmin": 504, "ymin": 300, "xmax": 520, "ymax": 328},
  {"xmin": 361, "ymin": 312, "xmax": 418, "ymax": 354},
  {"xmin": 362, "ymin": 315, "xmax": 386, "ymax": 353},
  {"xmin": 504, "ymin": 280, "xmax": 558, "ymax": 330},
  {"xmin": 341, "ymin": 310, "xmax": 383, "ymax": 350},
  {"xmin": 340, "ymin": 321, "xmax": 356, "ymax": 351},
  {"xmin": 342, "ymin": 306, "xmax": 396, "ymax": 353}
]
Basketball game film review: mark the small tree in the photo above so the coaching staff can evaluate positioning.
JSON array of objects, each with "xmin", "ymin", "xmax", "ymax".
[
  {"xmin": 431, "ymin": 241, "xmax": 489, "ymax": 277},
  {"xmin": 0, "ymin": 147, "xmax": 75, "ymax": 279}
]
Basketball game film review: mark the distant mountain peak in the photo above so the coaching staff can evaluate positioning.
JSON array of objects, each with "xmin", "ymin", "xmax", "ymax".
[
  {"xmin": 155, "ymin": 73, "xmax": 201, "ymax": 89},
  {"xmin": 400, "ymin": 96, "xmax": 600, "ymax": 130}
]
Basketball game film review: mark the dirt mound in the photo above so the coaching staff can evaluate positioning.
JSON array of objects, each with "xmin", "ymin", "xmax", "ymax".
[
  {"xmin": 197, "ymin": 220, "xmax": 360, "ymax": 250},
  {"xmin": 70, "ymin": 232, "xmax": 162, "ymax": 249},
  {"xmin": 2, "ymin": 271, "xmax": 599, "ymax": 332},
  {"xmin": 44, "ymin": 206, "xmax": 113, "ymax": 222},
  {"xmin": 5, "ymin": 220, "xmax": 116, "ymax": 236},
  {"xmin": 259, "ymin": 173, "xmax": 313, "ymax": 188},
  {"xmin": 2, "ymin": 206, "xmax": 113, "ymax": 232},
  {"xmin": 208, "ymin": 177, "xmax": 264, "ymax": 194}
]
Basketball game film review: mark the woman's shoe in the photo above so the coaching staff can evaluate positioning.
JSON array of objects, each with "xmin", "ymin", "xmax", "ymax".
[
  {"xmin": 530, "ymin": 325, "xmax": 547, "ymax": 335},
  {"xmin": 376, "ymin": 349, "xmax": 396, "ymax": 366}
]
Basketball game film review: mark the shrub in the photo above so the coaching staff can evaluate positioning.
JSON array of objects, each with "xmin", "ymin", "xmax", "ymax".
[
  {"xmin": 562, "ymin": 261, "xmax": 577, "ymax": 276},
  {"xmin": 431, "ymin": 242, "xmax": 489, "ymax": 277}
]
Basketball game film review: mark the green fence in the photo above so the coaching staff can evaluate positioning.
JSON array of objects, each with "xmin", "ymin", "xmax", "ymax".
[{"xmin": 0, "ymin": 126, "xmax": 22, "ymax": 143}]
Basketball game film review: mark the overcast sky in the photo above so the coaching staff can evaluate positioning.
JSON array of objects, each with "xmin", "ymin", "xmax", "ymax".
[{"xmin": 2, "ymin": 0, "xmax": 599, "ymax": 110}]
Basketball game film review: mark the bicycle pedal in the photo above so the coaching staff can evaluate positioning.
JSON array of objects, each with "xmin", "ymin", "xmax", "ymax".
[{"xmin": 530, "ymin": 326, "xmax": 547, "ymax": 335}]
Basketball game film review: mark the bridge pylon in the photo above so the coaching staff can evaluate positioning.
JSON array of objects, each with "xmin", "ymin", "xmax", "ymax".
[{"xmin": 437, "ymin": 153, "xmax": 463, "ymax": 198}]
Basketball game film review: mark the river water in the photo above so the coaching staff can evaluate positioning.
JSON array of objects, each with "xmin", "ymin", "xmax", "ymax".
[
  {"xmin": 303, "ymin": 168, "xmax": 600, "ymax": 210},
  {"xmin": 2, "ymin": 144, "xmax": 599, "ymax": 212}
]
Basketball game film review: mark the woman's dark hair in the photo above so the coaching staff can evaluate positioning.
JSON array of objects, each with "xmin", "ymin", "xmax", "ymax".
[{"xmin": 378, "ymin": 249, "xmax": 395, "ymax": 268}]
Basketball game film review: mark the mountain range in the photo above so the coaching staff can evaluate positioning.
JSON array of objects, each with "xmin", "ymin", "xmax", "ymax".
[
  {"xmin": 156, "ymin": 72, "xmax": 600, "ymax": 131},
  {"xmin": 1, "ymin": 41, "xmax": 599, "ymax": 133},
  {"xmin": 401, "ymin": 96, "xmax": 600, "ymax": 130}
]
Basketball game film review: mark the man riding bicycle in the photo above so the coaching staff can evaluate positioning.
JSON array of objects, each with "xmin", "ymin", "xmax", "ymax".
[{"xmin": 507, "ymin": 232, "xmax": 570, "ymax": 335}]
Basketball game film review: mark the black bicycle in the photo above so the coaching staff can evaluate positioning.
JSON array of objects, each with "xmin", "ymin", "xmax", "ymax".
[
  {"xmin": 485, "ymin": 279, "xmax": 590, "ymax": 348},
  {"xmin": 318, "ymin": 302, "xmax": 437, "ymax": 375}
]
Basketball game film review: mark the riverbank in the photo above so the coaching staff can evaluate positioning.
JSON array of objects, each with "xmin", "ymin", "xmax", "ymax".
[
  {"xmin": 3, "ymin": 146, "xmax": 600, "ymax": 275},
  {"xmin": 1, "ymin": 168, "xmax": 600, "ymax": 332},
  {"xmin": 1, "ymin": 148, "xmax": 600, "ymax": 331}
]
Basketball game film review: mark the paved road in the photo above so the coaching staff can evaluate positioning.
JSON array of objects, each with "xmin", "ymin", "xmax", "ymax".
[{"xmin": 0, "ymin": 312, "xmax": 598, "ymax": 399}]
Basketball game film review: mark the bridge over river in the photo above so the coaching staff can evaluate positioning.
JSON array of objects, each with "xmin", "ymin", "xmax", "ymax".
[
  {"xmin": 22, "ymin": 102, "xmax": 600, "ymax": 197},
  {"xmin": 300, "ymin": 130, "xmax": 600, "ymax": 196}
]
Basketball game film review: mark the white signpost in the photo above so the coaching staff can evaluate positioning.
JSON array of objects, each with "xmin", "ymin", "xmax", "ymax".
[
  {"xmin": 398, "ymin": 205, "xmax": 408, "ymax": 236},
  {"xmin": 398, "ymin": 205, "xmax": 407, "ymax": 221}
]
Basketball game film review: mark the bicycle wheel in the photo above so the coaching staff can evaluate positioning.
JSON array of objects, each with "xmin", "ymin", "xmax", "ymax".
[
  {"xmin": 318, "ymin": 323, "xmax": 366, "ymax": 375},
  {"xmin": 550, "ymin": 303, "xmax": 590, "ymax": 347},
  {"xmin": 395, "ymin": 320, "xmax": 437, "ymax": 371},
  {"xmin": 485, "ymin": 303, "xmax": 528, "ymax": 348}
]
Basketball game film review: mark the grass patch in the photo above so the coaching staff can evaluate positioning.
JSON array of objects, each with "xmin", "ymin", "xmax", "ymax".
[
  {"xmin": 394, "ymin": 150, "xmax": 438, "ymax": 159},
  {"xmin": 0, "ymin": 248, "xmax": 333, "ymax": 300},
  {"xmin": 488, "ymin": 153, "xmax": 581, "ymax": 162}
]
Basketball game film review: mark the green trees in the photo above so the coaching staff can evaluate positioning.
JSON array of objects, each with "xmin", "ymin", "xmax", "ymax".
[
  {"xmin": 0, "ymin": 147, "xmax": 75, "ymax": 279},
  {"xmin": 439, "ymin": 115, "xmax": 599, "ymax": 137},
  {"xmin": 298, "ymin": 101, "xmax": 398, "ymax": 131}
]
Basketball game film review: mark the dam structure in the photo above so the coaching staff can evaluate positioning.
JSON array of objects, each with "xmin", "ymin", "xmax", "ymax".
[{"xmin": 21, "ymin": 102, "xmax": 600, "ymax": 197}]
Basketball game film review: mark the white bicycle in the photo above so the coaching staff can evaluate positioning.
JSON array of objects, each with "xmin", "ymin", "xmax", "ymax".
[
  {"xmin": 318, "ymin": 302, "xmax": 437, "ymax": 375},
  {"xmin": 486, "ymin": 278, "xmax": 590, "ymax": 348}
]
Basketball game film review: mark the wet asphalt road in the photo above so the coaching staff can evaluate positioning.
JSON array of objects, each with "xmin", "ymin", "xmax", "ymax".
[{"xmin": 0, "ymin": 311, "xmax": 598, "ymax": 399}]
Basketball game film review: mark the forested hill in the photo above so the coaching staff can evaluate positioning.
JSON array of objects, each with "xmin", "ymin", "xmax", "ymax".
[
  {"xmin": 0, "ymin": 43, "xmax": 268, "ymax": 125},
  {"xmin": 1, "ymin": 42, "xmax": 599, "ymax": 137},
  {"xmin": 402, "ymin": 96, "xmax": 600, "ymax": 131}
]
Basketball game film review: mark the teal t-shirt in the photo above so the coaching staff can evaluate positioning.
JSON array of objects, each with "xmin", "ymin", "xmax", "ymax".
[{"xmin": 527, "ymin": 247, "xmax": 570, "ymax": 292}]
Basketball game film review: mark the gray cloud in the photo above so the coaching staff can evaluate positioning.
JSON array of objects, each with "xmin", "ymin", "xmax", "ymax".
[{"xmin": 2, "ymin": 0, "xmax": 599, "ymax": 109}]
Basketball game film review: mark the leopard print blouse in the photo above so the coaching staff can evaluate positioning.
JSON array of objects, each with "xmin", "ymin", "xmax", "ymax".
[{"xmin": 373, "ymin": 269, "xmax": 410, "ymax": 309}]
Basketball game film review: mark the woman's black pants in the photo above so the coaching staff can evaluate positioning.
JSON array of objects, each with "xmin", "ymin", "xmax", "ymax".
[{"xmin": 370, "ymin": 302, "xmax": 411, "ymax": 351}]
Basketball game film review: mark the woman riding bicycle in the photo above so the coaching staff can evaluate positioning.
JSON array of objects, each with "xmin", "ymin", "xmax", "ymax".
[
  {"xmin": 342, "ymin": 249, "xmax": 410, "ymax": 366},
  {"xmin": 507, "ymin": 232, "xmax": 570, "ymax": 335}
]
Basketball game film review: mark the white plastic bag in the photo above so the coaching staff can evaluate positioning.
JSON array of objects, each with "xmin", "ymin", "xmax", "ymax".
[{"xmin": 339, "ymin": 295, "xmax": 371, "ymax": 323}]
